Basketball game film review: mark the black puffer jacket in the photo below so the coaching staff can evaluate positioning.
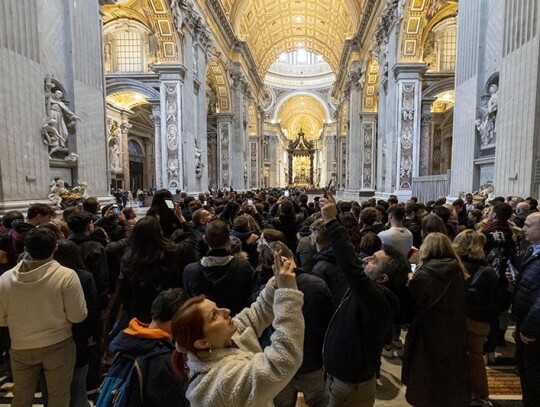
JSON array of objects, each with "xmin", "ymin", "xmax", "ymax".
[
  {"xmin": 312, "ymin": 245, "xmax": 348, "ymax": 306},
  {"xmin": 462, "ymin": 257, "xmax": 499, "ymax": 322},
  {"xmin": 295, "ymin": 270, "xmax": 334, "ymax": 374},
  {"xmin": 513, "ymin": 248, "xmax": 540, "ymax": 338},
  {"xmin": 183, "ymin": 249, "xmax": 253, "ymax": 316},
  {"xmin": 323, "ymin": 220, "xmax": 394, "ymax": 384}
]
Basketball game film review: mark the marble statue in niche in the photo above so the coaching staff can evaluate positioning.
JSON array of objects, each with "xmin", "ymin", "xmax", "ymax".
[
  {"xmin": 195, "ymin": 145, "xmax": 204, "ymax": 178},
  {"xmin": 476, "ymin": 83, "xmax": 499, "ymax": 147},
  {"xmin": 41, "ymin": 118, "xmax": 67, "ymax": 158},
  {"xmin": 110, "ymin": 144, "xmax": 121, "ymax": 171},
  {"xmin": 47, "ymin": 90, "xmax": 79, "ymax": 143}
]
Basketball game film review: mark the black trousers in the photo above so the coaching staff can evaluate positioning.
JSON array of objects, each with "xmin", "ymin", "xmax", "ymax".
[{"xmin": 516, "ymin": 324, "xmax": 540, "ymax": 406}]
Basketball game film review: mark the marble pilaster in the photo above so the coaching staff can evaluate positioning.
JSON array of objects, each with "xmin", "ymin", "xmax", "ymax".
[
  {"xmin": 229, "ymin": 64, "xmax": 248, "ymax": 190},
  {"xmin": 120, "ymin": 120, "xmax": 131, "ymax": 189},
  {"xmin": 324, "ymin": 133, "xmax": 336, "ymax": 187},
  {"xmin": 216, "ymin": 113, "xmax": 234, "ymax": 188},
  {"xmin": 344, "ymin": 62, "xmax": 363, "ymax": 197},
  {"xmin": 153, "ymin": 64, "xmax": 186, "ymax": 192},
  {"xmin": 249, "ymin": 137, "xmax": 258, "ymax": 189},
  {"xmin": 419, "ymin": 98, "xmax": 436, "ymax": 176},
  {"xmin": 360, "ymin": 113, "xmax": 377, "ymax": 194},
  {"xmin": 393, "ymin": 63, "xmax": 427, "ymax": 199},
  {"xmin": 151, "ymin": 104, "xmax": 163, "ymax": 189}
]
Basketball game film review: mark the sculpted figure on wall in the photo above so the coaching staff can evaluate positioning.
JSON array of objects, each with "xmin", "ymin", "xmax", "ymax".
[
  {"xmin": 47, "ymin": 90, "xmax": 79, "ymax": 142},
  {"xmin": 110, "ymin": 143, "xmax": 121, "ymax": 171},
  {"xmin": 42, "ymin": 118, "xmax": 68, "ymax": 159},
  {"xmin": 476, "ymin": 83, "xmax": 499, "ymax": 147}
]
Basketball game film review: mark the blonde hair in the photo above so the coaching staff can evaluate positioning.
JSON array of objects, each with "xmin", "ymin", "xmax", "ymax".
[
  {"xmin": 260, "ymin": 241, "xmax": 293, "ymax": 267},
  {"xmin": 453, "ymin": 229, "xmax": 486, "ymax": 261},
  {"xmin": 418, "ymin": 232, "xmax": 469, "ymax": 279}
]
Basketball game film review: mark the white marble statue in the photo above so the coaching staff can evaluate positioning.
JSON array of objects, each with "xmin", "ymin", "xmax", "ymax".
[
  {"xmin": 72, "ymin": 181, "xmax": 88, "ymax": 199},
  {"xmin": 110, "ymin": 144, "xmax": 121, "ymax": 171},
  {"xmin": 48, "ymin": 179, "xmax": 68, "ymax": 208},
  {"xmin": 477, "ymin": 83, "xmax": 499, "ymax": 147},
  {"xmin": 41, "ymin": 118, "xmax": 67, "ymax": 158},
  {"xmin": 195, "ymin": 146, "xmax": 204, "ymax": 177},
  {"xmin": 47, "ymin": 90, "xmax": 79, "ymax": 142}
]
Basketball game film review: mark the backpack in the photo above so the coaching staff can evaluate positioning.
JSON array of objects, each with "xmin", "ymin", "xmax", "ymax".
[{"xmin": 95, "ymin": 346, "xmax": 170, "ymax": 407}]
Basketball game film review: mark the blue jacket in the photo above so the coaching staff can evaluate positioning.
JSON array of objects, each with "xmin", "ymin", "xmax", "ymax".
[{"xmin": 513, "ymin": 247, "xmax": 540, "ymax": 338}]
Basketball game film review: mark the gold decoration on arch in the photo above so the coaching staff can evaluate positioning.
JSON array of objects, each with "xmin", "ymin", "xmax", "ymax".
[{"xmin": 278, "ymin": 95, "xmax": 326, "ymax": 140}]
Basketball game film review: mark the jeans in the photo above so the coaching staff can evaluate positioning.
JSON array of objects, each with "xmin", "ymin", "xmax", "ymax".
[
  {"xmin": 325, "ymin": 374, "xmax": 376, "ymax": 407},
  {"xmin": 466, "ymin": 318, "xmax": 490, "ymax": 399},
  {"xmin": 274, "ymin": 368, "xmax": 325, "ymax": 407},
  {"xmin": 10, "ymin": 338, "xmax": 76, "ymax": 407},
  {"xmin": 70, "ymin": 364, "xmax": 89, "ymax": 407},
  {"xmin": 516, "ymin": 324, "xmax": 540, "ymax": 407}
]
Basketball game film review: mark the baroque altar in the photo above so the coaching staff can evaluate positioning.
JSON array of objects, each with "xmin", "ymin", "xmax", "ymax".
[{"xmin": 287, "ymin": 129, "xmax": 315, "ymax": 187}]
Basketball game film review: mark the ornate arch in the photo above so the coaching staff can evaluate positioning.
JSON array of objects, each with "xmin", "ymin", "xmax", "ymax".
[
  {"xmin": 206, "ymin": 58, "xmax": 231, "ymax": 113},
  {"xmin": 102, "ymin": 0, "xmax": 180, "ymax": 62},
  {"xmin": 363, "ymin": 58, "xmax": 380, "ymax": 113},
  {"xmin": 106, "ymin": 78, "xmax": 160, "ymax": 100},
  {"xmin": 273, "ymin": 91, "xmax": 332, "ymax": 123},
  {"xmin": 399, "ymin": 0, "xmax": 458, "ymax": 62}
]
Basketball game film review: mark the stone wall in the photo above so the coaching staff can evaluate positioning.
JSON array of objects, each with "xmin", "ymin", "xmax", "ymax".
[{"xmin": 0, "ymin": 0, "xmax": 108, "ymax": 208}]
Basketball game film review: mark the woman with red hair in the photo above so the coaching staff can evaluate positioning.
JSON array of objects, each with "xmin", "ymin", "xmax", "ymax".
[{"xmin": 171, "ymin": 251, "xmax": 304, "ymax": 407}]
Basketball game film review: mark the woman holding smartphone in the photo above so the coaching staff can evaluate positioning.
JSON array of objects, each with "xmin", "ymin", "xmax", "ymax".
[
  {"xmin": 171, "ymin": 251, "xmax": 304, "ymax": 407},
  {"xmin": 146, "ymin": 189, "xmax": 184, "ymax": 238}
]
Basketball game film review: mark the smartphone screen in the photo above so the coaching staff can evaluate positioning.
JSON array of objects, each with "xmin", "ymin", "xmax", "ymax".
[
  {"xmin": 248, "ymin": 198, "xmax": 253, "ymax": 206},
  {"xmin": 284, "ymin": 190, "xmax": 290, "ymax": 198},
  {"xmin": 410, "ymin": 264, "xmax": 417, "ymax": 273},
  {"xmin": 112, "ymin": 207, "xmax": 121, "ymax": 217},
  {"xmin": 203, "ymin": 200, "xmax": 208, "ymax": 206},
  {"xmin": 165, "ymin": 199, "xmax": 175, "ymax": 209}
]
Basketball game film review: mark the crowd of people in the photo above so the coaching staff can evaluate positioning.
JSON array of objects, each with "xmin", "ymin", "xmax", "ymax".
[{"xmin": 0, "ymin": 188, "xmax": 538, "ymax": 407}]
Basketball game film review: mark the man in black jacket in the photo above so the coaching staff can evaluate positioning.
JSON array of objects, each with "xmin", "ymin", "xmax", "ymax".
[
  {"xmin": 512, "ymin": 212, "xmax": 540, "ymax": 406},
  {"xmin": 319, "ymin": 194, "xmax": 394, "ymax": 407},
  {"xmin": 183, "ymin": 218, "xmax": 253, "ymax": 316},
  {"xmin": 67, "ymin": 211, "xmax": 109, "ymax": 308},
  {"xmin": 105, "ymin": 288, "xmax": 189, "ymax": 407}
]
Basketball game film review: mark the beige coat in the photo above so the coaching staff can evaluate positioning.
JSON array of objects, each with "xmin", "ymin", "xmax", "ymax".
[{"xmin": 186, "ymin": 280, "xmax": 305, "ymax": 407}]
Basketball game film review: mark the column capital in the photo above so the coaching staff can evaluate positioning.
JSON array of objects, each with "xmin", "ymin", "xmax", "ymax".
[
  {"xmin": 151, "ymin": 64, "xmax": 187, "ymax": 80},
  {"xmin": 392, "ymin": 62, "xmax": 428, "ymax": 79}
]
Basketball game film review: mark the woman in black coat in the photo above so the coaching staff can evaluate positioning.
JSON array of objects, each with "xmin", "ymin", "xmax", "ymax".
[{"xmin": 402, "ymin": 232, "xmax": 470, "ymax": 407}]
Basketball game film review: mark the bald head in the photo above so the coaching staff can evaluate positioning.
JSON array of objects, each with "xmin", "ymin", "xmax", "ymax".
[
  {"xmin": 524, "ymin": 212, "xmax": 540, "ymax": 244},
  {"xmin": 516, "ymin": 202, "xmax": 530, "ymax": 219}
]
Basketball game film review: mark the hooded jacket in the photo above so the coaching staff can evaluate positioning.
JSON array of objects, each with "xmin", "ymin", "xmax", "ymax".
[
  {"xmin": 5, "ymin": 220, "xmax": 35, "ymax": 268},
  {"xmin": 312, "ymin": 245, "xmax": 348, "ymax": 306},
  {"xmin": 183, "ymin": 249, "xmax": 253, "ymax": 316},
  {"xmin": 0, "ymin": 259, "xmax": 87, "ymax": 350},
  {"xmin": 108, "ymin": 318, "xmax": 188, "ymax": 407},
  {"xmin": 186, "ymin": 281, "xmax": 304, "ymax": 407}
]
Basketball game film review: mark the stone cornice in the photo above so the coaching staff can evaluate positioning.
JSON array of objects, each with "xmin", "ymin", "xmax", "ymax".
[
  {"xmin": 204, "ymin": 0, "xmax": 267, "ymax": 102},
  {"xmin": 332, "ymin": 0, "xmax": 378, "ymax": 97}
]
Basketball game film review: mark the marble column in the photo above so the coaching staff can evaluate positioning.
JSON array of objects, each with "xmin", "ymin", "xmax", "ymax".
[
  {"xmin": 393, "ymin": 63, "xmax": 427, "ymax": 199},
  {"xmin": 249, "ymin": 137, "xmax": 258, "ymax": 189},
  {"xmin": 143, "ymin": 139, "xmax": 153, "ymax": 189},
  {"xmin": 153, "ymin": 64, "xmax": 186, "ymax": 192},
  {"xmin": 268, "ymin": 132, "xmax": 279, "ymax": 187},
  {"xmin": 324, "ymin": 133, "xmax": 336, "ymax": 187},
  {"xmin": 216, "ymin": 113, "xmax": 234, "ymax": 188},
  {"xmin": 229, "ymin": 64, "xmax": 248, "ymax": 190},
  {"xmin": 360, "ymin": 113, "xmax": 377, "ymax": 194},
  {"xmin": 419, "ymin": 97, "xmax": 436, "ymax": 176},
  {"xmin": 151, "ymin": 104, "xmax": 162, "ymax": 189},
  {"xmin": 344, "ymin": 62, "xmax": 363, "ymax": 197},
  {"xmin": 120, "ymin": 120, "xmax": 131, "ymax": 190}
]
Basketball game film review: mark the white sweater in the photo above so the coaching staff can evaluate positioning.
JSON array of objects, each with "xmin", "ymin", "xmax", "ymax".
[
  {"xmin": 186, "ymin": 280, "xmax": 305, "ymax": 407},
  {"xmin": 0, "ymin": 259, "xmax": 88, "ymax": 350}
]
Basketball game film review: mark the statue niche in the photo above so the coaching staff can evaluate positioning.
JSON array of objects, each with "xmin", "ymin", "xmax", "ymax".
[{"xmin": 476, "ymin": 79, "xmax": 499, "ymax": 148}]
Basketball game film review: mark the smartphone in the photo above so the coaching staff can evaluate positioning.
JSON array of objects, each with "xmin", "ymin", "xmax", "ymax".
[
  {"xmin": 284, "ymin": 190, "xmax": 290, "ymax": 198},
  {"xmin": 248, "ymin": 198, "xmax": 253, "ymax": 207},
  {"xmin": 112, "ymin": 206, "xmax": 121, "ymax": 217},
  {"xmin": 165, "ymin": 199, "xmax": 175, "ymax": 209},
  {"xmin": 507, "ymin": 260, "xmax": 517, "ymax": 279},
  {"xmin": 410, "ymin": 264, "xmax": 417, "ymax": 273},
  {"xmin": 327, "ymin": 178, "xmax": 333, "ymax": 191},
  {"xmin": 203, "ymin": 200, "xmax": 208, "ymax": 206}
]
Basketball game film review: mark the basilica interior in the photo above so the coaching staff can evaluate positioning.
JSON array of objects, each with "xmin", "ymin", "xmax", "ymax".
[{"xmin": 0, "ymin": 0, "xmax": 539, "ymax": 206}]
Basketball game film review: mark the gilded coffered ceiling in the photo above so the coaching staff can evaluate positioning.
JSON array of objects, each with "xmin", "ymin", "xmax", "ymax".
[
  {"xmin": 222, "ymin": 0, "xmax": 363, "ymax": 74},
  {"xmin": 278, "ymin": 95, "xmax": 327, "ymax": 140}
]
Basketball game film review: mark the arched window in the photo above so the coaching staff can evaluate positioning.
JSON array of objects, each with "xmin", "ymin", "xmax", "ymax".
[
  {"xmin": 103, "ymin": 19, "xmax": 150, "ymax": 74},
  {"xmin": 423, "ymin": 17, "xmax": 457, "ymax": 72},
  {"xmin": 128, "ymin": 140, "xmax": 144, "ymax": 158}
]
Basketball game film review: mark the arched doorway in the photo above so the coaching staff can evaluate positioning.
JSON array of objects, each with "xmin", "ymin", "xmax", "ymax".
[{"xmin": 128, "ymin": 140, "xmax": 144, "ymax": 191}]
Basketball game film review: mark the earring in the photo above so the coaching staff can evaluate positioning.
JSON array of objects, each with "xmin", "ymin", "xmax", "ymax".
[{"xmin": 208, "ymin": 348, "xmax": 212, "ymax": 353}]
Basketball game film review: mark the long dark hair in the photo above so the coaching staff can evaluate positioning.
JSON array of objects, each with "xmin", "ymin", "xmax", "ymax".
[
  {"xmin": 147, "ymin": 189, "xmax": 174, "ymax": 215},
  {"xmin": 125, "ymin": 216, "xmax": 175, "ymax": 274}
]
